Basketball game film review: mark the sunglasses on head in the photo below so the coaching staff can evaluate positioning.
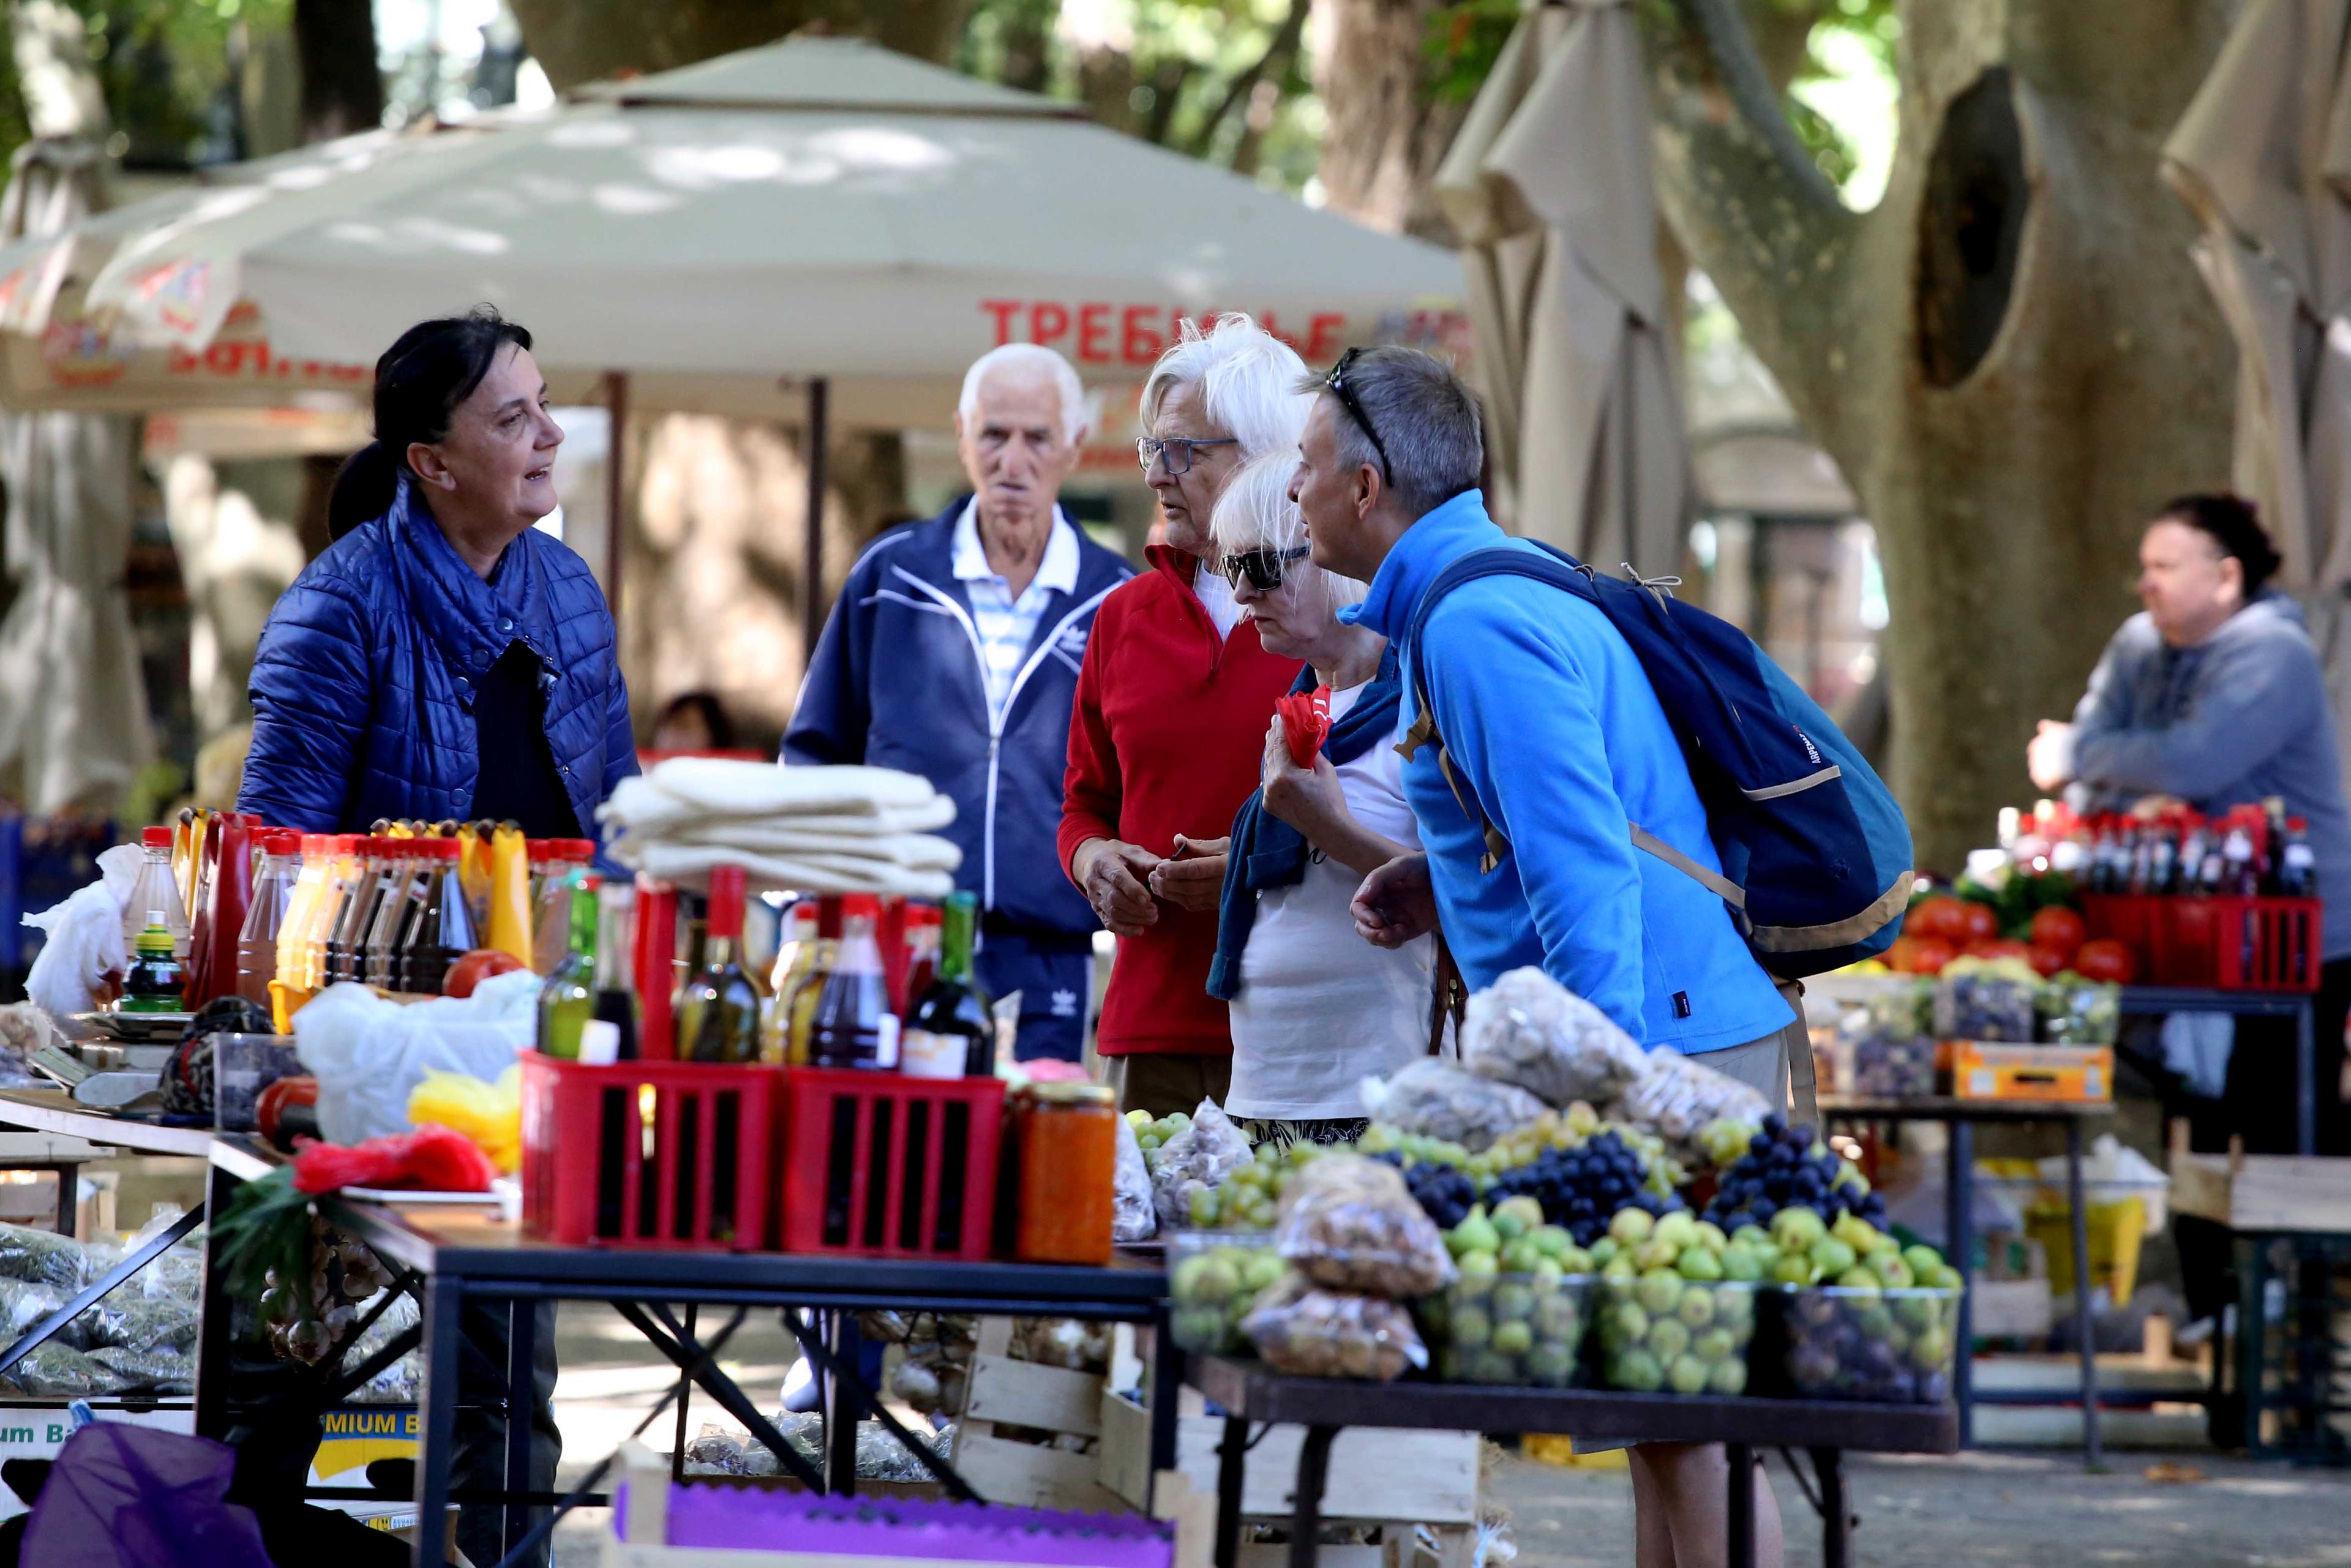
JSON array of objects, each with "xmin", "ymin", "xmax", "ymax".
[
  {"xmin": 1324, "ymin": 347, "xmax": 1393, "ymax": 480},
  {"xmin": 1220, "ymin": 546, "xmax": 1310, "ymax": 592}
]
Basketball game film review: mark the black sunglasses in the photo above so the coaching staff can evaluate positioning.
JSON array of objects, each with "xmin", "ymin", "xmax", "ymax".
[
  {"xmin": 1220, "ymin": 546, "xmax": 1310, "ymax": 593},
  {"xmin": 1324, "ymin": 347, "xmax": 1393, "ymax": 481}
]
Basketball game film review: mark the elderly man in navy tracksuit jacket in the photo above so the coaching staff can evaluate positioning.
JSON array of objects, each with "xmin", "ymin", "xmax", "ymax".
[{"xmin": 786, "ymin": 343, "xmax": 1130, "ymax": 1060}]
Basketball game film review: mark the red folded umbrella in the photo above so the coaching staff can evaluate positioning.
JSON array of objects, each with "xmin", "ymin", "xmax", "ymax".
[{"xmin": 1276, "ymin": 685, "xmax": 1332, "ymax": 768}]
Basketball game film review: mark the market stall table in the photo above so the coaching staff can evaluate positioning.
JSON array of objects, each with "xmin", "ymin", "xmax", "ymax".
[
  {"xmin": 1188, "ymin": 1354, "xmax": 1958, "ymax": 1568},
  {"xmin": 1818, "ymin": 1095, "xmax": 2112, "ymax": 1466},
  {"xmin": 2121, "ymin": 986, "xmax": 2319, "ymax": 1155},
  {"xmin": 302, "ymin": 1188, "xmax": 1177, "ymax": 1567}
]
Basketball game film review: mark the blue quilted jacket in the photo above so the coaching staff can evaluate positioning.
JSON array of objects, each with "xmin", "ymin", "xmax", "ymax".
[{"xmin": 238, "ymin": 476, "xmax": 637, "ymax": 834}]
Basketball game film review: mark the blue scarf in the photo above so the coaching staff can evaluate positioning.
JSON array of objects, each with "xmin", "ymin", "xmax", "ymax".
[{"xmin": 1207, "ymin": 648, "xmax": 1403, "ymax": 1001}]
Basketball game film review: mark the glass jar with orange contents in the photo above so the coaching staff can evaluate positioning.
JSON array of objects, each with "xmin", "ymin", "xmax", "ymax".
[{"xmin": 1012, "ymin": 1082, "xmax": 1118, "ymax": 1265}]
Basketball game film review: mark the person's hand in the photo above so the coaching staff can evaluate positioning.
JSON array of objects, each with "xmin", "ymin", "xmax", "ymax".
[
  {"xmin": 1148, "ymin": 835, "xmax": 1230, "ymax": 913},
  {"xmin": 1261, "ymin": 718, "xmax": 1345, "ymax": 834},
  {"xmin": 2027, "ymin": 719, "xmax": 2074, "ymax": 793},
  {"xmin": 1353, "ymin": 852, "xmax": 1437, "ymax": 948},
  {"xmin": 1074, "ymin": 838, "xmax": 1162, "ymax": 936}
]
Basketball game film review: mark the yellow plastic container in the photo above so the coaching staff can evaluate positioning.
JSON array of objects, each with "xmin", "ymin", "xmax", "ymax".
[{"xmin": 2025, "ymin": 1195, "xmax": 2145, "ymax": 1306}]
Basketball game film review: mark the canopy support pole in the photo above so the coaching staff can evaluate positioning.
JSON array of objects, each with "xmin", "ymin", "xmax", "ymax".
[
  {"xmin": 803, "ymin": 376, "xmax": 829, "ymax": 664},
  {"xmin": 602, "ymin": 369, "xmax": 629, "ymax": 615}
]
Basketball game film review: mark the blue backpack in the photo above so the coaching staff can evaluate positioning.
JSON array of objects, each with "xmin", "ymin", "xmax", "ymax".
[{"xmin": 1401, "ymin": 543, "xmax": 1913, "ymax": 979}]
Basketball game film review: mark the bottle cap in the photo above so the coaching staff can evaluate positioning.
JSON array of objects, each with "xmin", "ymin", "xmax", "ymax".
[
  {"xmin": 334, "ymin": 836, "xmax": 364, "ymax": 855},
  {"xmin": 526, "ymin": 839, "xmax": 557, "ymax": 863},
  {"xmin": 260, "ymin": 829, "xmax": 302, "ymax": 855},
  {"xmin": 141, "ymin": 826, "xmax": 173, "ymax": 849},
  {"xmin": 563, "ymin": 839, "xmax": 598, "ymax": 861},
  {"xmin": 707, "ymin": 865, "xmax": 748, "ymax": 940},
  {"xmin": 841, "ymin": 893, "xmax": 881, "ymax": 921}
]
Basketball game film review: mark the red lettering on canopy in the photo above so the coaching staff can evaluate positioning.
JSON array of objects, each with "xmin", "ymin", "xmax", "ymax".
[
  {"xmin": 1121, "ymin": 306, "xmax": 1163, "ymax": 365},
  {"xmin": 1305, "ymin": 313, "xmax": 1347, "ymax": 364},
  {"xmin": 1077, "ymin": 303, "xmax": 1111, "ymax": 364},
  {"xmin": 980, "ymin": 299, "xmax": 1020, "ymax": 346},
  {"xmin": 1029, "ymin": 301, "xmax": 1071, "ymax": 347}
]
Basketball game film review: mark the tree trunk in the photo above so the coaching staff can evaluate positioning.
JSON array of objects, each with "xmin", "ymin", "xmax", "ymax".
[
  {"xmin": 292, "ymin": 0, "xmax": 381, "ymax": 143},
  {"xmin": 1314, "ymin": 0, "xmax": 1464, "ymax": 241},
  {"xmin": 506, "ymin": 0, "xmax": 970, "ymax": 92},
  {"xmin": 1641, "ymin": 0, "xmax": 2237, "ymax": 874}
]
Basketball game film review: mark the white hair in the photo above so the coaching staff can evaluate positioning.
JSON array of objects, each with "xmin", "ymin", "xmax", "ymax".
[
  {"xmin": 1140, "ymin": 313, "xmax": 1313, "ymax": 460},
  {"xmin": 959, "ymin": 343, "xmax": 1088, "ymax": 443},
  {"xmin": 1210, "ymin": 454, "xmax": 1368, "ymax": 613}
]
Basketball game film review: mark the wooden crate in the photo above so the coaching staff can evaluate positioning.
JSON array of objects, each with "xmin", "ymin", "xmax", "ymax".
[
  {"xmin": 2170, "ymin": 1149, "xmax": 2351, "ymax": 1234},
  {"xmin": 1097, "ymin": 1389, "xmax": 1479, "ymax": 1527},
  {"xmin": 951, "ymin": 1318, "xmax": 1124, "ymax": 1512}
]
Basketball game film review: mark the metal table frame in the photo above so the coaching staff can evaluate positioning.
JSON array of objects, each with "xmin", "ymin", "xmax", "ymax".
[
  {"xmin": 313, "ymin": 1195, "xmax": 1178, "ymax": 1567},
  {"xmin": 1818, "ymin": 1097, "xmax": 2111, "ymax": 1468},
  {"xmin": 1188, "ymin": 1355, "xmax": 1957, "ymax": 1568},
  {"xmin": 2120, "ymin": 986, "xmax": 2319, "ymax": 1155}
]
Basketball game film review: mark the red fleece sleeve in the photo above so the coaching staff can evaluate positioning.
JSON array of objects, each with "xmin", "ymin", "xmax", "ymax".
[{"xmin": 1058, "ymin": 596, "xmax": 1122, "ymax": 881}]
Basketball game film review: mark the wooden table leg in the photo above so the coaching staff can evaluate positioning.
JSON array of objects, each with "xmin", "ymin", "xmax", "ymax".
[{"xmin": 1288, "ymin": 1425, "xmax": 1335, "ymax": 1568}]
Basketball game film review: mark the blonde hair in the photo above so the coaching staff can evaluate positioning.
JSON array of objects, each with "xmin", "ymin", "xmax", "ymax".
[{"xmin": 1210, "ymin": 455, "xmax": 1367, "ymax": 613}]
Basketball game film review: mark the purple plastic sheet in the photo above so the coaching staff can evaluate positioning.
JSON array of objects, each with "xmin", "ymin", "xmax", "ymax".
[
  {"xmin": 615, "ymin": 1479, "xmax": 1174, "ymax": 1568},
  {"xmin": 22, "ymin": 1422, "xmax": 272, "ymax": 1568}
]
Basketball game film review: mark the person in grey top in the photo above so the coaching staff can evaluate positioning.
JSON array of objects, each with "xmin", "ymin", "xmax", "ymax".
[{"xmin": 2031, "ymin": 493, "xmax": 2351, "ymax": 1153}]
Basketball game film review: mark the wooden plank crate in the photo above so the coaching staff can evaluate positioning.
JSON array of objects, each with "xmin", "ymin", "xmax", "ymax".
[{"xmin": 951, "ymin": 1316, "xmax": 1126, "ymax": 1511}]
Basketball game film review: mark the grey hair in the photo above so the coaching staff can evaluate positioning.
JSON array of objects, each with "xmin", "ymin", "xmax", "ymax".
[
  {"xmin": 959, "ymin": 342, "xmax": 1089, "ymax": 443},
  {"xmin": 1139, "ymin": 312, "xmax": 1313, "ymax": 460},
  {"xmin": 1295, "ymin": 347, "xmax": 1482, "ymax": 516},
  {"xmin": 1210, "ymin": 454, "xmax": 1368, "ymax": 613}
]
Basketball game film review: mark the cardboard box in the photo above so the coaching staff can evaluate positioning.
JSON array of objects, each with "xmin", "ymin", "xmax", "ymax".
[{"xmin": 1951, "ymin": 1043, "xmax": 2111, "ymax": 1102}]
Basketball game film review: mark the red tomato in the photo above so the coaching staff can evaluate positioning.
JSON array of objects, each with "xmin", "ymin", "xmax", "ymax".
[
  {"xmin": 2028, "ymin": 906, "xmax": 2088, "ymax": 959},
  {"xmin": 1908, "ymin": 896, "xmax": 1970, "ymax": 943},
  {"xmin": 2025, "ymin": 945, "xmax": 2071, "ymax": 978},
  {"xmin": 1965, "ymin": 937, "xmax": 2034, "ymax": 964},
  {"xmin": 2073, "ymin": 939, "xmax": 2139, "ymax": 984},
  {"xmin": 444, "ymin": 948, "xmax": 527, "ymax": 999},
  {"xmin": 1888, "ymin": 936, "xmax": 1957, "ymax": 975},
  {"xmin": 1957, "ymin": 901, "xmax": 2000, "ymax": 944}
]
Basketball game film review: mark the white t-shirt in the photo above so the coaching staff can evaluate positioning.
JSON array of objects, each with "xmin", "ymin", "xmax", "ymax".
[{"xmin": 1227, "ymin": 683, "xmax": 1435, "ymax": 1121}]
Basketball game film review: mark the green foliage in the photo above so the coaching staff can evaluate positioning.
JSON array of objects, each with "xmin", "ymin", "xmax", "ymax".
[
  {"xmin": 1423, "ymin": 1, "xmax": 1519, "ymax": 107},
  {"xmin": 958, "ymin": 0, "xmax": 1322, "ymax": 190}
]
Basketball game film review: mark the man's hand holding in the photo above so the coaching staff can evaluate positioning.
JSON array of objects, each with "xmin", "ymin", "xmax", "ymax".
[
  {"xmin": 1074, "ymin": 838, "xmax": 1162, "ymax": 936},
  {"xmin": 1353, "ymin": 852, "xmax": 1437, "ymax": 948},
  {"xmin": 1147, "ymin": 835, "xmax": 1230, "ymax": 913}
]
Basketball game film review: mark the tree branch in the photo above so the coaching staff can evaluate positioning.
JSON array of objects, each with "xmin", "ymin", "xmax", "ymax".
[
  {"xmin": 1637, "ymin": 0, "xmax": 1867, "ymax": 432},
  {"xmin": 1185, "ymin": 0, "xmax": 1313, "ymax": 162}
]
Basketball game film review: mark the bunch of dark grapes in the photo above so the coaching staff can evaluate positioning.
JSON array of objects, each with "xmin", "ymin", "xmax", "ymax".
[
  {"xmin": 1482, "ymin": 1131, "xmax": 1680, "ymax": 1245},
  {"xmin": 1376, "ymin": 1152, "xmax": 1478, "ymax": 1229},
  {"xmin": 1701, "ymin": 1114, "xmax": 1888, "ymax": 1234}
]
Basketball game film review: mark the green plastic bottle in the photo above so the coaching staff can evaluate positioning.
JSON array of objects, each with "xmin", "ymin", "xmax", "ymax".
[
  {"xmin": 535, "ymin": 874, "xmax": 599, "ymax": 1059},
  {"xmin": 120, "ymin": 913, "xmax": 186, "ymax": 1013}
]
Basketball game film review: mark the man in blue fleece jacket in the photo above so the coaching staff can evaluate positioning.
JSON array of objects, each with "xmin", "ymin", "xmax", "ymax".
[{"xmin": 1290, "ymin": 346, "xmax": 1794, "ymax": 1568}]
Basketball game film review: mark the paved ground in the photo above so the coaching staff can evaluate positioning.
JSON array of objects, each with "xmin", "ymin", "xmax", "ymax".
[{"xmin": 532, "ymin": 1303, "xmax": 2351, "ymax": 1568}]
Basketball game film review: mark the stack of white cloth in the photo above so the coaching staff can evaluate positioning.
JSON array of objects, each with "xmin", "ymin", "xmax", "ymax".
[{"xmin": 599, "ymin": 758, "xmax": 960, "ymax": 898}]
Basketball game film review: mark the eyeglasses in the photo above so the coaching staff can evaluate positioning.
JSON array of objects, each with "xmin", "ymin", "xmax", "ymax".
[
  {"xmin": 1324, "ymin": 347, "xmax": 1393, "ymax": 481},
  {"xmin": 1136, "ymin": 434, "xmax": 1240, "ymax": 476},
  {"xmin": 1220, "ymin": 546, "xmax": 1310, "ymax": 593}
]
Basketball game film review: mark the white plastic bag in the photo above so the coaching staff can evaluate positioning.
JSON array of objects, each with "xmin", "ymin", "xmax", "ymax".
[
  {"xmin": 1359, "ymin": 1058, "xmax": 1545, "ymax": 1152},
  {"xmin": 1149, "ymin": 1100, "xmax": 1252, "ymax": 1230},
  {"xmin": 21, "ymin": 844, "xmax": 141, "ymax": 1024},
  {"xmin": 1610, "ymin": 1048, "xmax": 1769, "ymax": 1165},
  {"xmin": 294, "ymin": 968, "xmax": 538, "ymax": 1145},
  {"xmin": 1460, "ymin": 967, "xmax": 1648, "ymax": 1108},
  {"xmin": 1112, "ymin": 1112, "xmax": 1157, "ymax": 1242}
]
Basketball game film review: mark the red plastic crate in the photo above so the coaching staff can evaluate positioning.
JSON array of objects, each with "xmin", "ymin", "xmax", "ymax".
[
  {"xmin": 521, "ymin": 1052, "xmax": 781, "ymax": 1248},
  {"xmin": 2080, "ymin": 894, "xmax": 2320, "ymax": 992},
  {"xmin": 781, "ymin": 1068, "xmax": 1004, "ymax": 1260}
]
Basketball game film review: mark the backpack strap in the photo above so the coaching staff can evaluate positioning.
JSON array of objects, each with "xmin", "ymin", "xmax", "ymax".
[{"xmin": 1400, "ymin": 546, "xmax": 1751, "ymax": 914}]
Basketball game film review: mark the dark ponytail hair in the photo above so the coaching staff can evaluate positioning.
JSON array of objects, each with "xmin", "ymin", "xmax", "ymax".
[
  {"xmin": 2158, "ymin": 492, "xmax": 2284, "ymax": 597},
  {"xmin": 326, "ymin": 307, "xmax": 535, "ymax": 541}
]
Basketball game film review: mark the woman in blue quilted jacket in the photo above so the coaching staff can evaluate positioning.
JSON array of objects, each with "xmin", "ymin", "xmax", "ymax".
[
  {"xmin": 239, "ymin": 307, "xmax": 637, "ymax": 840},
  {"xmin": 236, "ymin": 309, "xmax": 630, "ymax": 1568}
]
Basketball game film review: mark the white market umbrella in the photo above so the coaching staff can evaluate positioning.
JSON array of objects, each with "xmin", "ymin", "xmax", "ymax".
[
  {"xmin": 2163, "ymin": 0, "xmax": 2351, "ymax": 790},
  {"xmin": 0, "ymin": 140, "xmax": 151, "ymax": 815},
  {"xmin": 2, "ymin": 36, "xmax": 1461, "ymax": 648},
  {"xmin": 1433, "ymin": 0, "xmax": 1689, "ymax": 571}
]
